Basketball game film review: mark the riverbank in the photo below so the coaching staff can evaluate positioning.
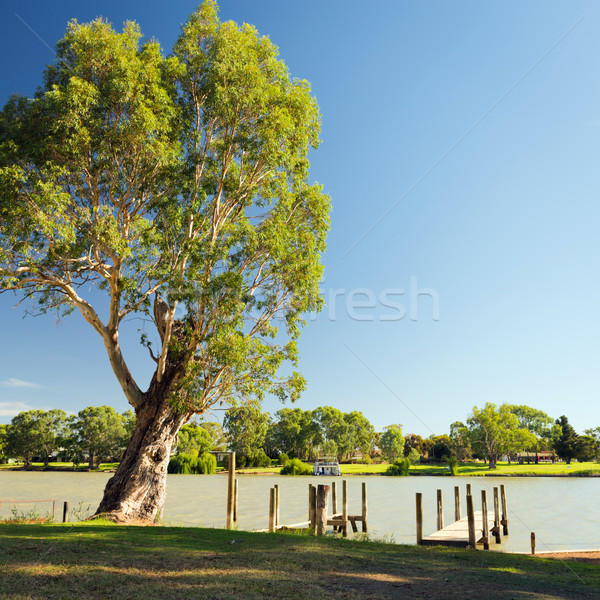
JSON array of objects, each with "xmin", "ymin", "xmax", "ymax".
[
  {"xmin": 0, "ymin": 523, "xmax": 598, "ymax": 599},
  {"xmin": 3, "ymin": 460, "xmax": 599, "ymax": 477}
]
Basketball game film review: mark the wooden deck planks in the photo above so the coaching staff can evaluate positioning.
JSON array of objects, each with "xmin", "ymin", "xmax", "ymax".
[{"xmin": 421, "ymin": 511, "xmax": 496, "ymax": 547}]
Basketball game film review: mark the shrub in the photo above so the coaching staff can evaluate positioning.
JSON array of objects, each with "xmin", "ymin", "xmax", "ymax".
[
  {"xmin": 167, "ymin": 452, "xmax": 216, "ymax": 474},
  {"xmin": 407, "ymin": 448, "xmax": 420, "ymax": 465},
  {"xmin": 278, "ymin": 452, "xmax": 289, "ymax": 466},
  {"xmin": 280, "ymin": 458, "xmax": 312, "ymax": 475},
  {"xmin": 446, "ymin": 456, "xmax": 459, "ymax": 476},
  {"xmin": 384, "ymin": 458, "xmax": 410, "ymax": 476},
  {"xmin": 359, "ymin": 455, "xmax": 372, "ymax": 464}
]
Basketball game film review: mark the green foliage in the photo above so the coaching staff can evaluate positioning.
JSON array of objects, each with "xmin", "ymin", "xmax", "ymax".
[
  {"xmin": 167, "ymin": 451, "xmax": 216, "ymax": 474},
  {"xmin": 358, "ymin": 455, "xmax": 373, "ymax": 464},
  {"xmin": 380, "ymin": 424, "xmax": 405, "ymax": 462},
  {"xmin": 445, "ymin": 456, "xmax": 459, "ymax": 476},
  {"xmin": 280, "ymin": 457, "xmax": 312, "ymax": 475},
  {"xmin": 406, "ymin": 448, "xmax": 420, "ymax": 465},
  {"xmin": 68, "ymin": 406, "xmax": 128, "ymax": 469},
  {"xmin": 224, "ymin": 406, "xmax": 270, "ymax": 457},
  {"xmin": 278, "ymin": 452, "xmax": 289, "ymax": 465},
  {"xmin": 384, "ymin": 458, "xmax": 410, "ymax": 476},
  {"xmin": 177, "ymin": 424, "xmax": 213, "ymax": 455},
  {"xmin": 553, "ymin": 415, "xmax": 579, "ymax": 464}
]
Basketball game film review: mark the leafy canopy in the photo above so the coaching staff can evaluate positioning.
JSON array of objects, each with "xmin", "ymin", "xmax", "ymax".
[{"xmin": 0, "ymin": 1, "xmax": 330, "ymax": 417}]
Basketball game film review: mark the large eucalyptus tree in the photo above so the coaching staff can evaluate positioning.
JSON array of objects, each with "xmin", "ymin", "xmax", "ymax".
[{"xmin": 0, "ymin": 1, "xmax": 329, "ymax": 522}]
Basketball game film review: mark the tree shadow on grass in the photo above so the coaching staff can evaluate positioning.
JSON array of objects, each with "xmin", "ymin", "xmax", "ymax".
[{"xmin": 0, "ymin": 525, "xmax": 598, "ymax": 600}]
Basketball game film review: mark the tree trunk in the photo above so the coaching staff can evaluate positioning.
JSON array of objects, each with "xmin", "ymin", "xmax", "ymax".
[{"xmin": 94, "ymin": 389, "xmax": 188, "ymax": 523}]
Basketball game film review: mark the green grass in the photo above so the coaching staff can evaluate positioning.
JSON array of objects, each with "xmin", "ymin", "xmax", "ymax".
[
  {"xmin": 0, "ymin": 523, "xmax": 597, "ymax": 599},
  {"xmin": 0, "ymin": 462, "xmax": 120, "ymax": 472}
]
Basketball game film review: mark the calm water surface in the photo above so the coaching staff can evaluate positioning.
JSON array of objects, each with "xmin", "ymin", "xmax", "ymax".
[{"xmin": 1, "ymin": 472, "xmax": 599, "ymax": 553}]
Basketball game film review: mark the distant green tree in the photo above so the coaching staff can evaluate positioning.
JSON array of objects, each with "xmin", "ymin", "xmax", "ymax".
[
  {"xmin": 0, "ymin": 423, "xmax": 7, "ymax": 463},
  {"xmin": 430, "ymin": 435, "xmax": 454, "ymax": 461},
  {"xmin": 314, "ymin": 406, "xmax": 353, "ymax": 460},
  {"xmin": 176, "ymin": 424, "xmax": 213, "ymax": 455},
  {"xmin": 223, "ymin": 406, "xmax": 270, "ymax": 461},
  {"xmin": 5, "ymin": 409, "xmax": 68, "ymax": 465},
  {"xmin": 404, "ymin": 433, "xmax": 424, "ymax": 457},
  {"xmin": 199, "ymin": 421, "xmax": 227, "ymax": 450},
  {"xmin": 449, "ymin": 421, "xmax": 472, "ymax": 461},
  {"xmin": 267, "ymin": 408, "xmax": 319, "ymax": 459},
  {"xmin": 344, "ymin": 411, "xmax": 376, "ymax": 457},
  {"xmin": 508, "ymin": 405, "xmax": 553, "ymax": 437},
  {"xmin": 379, "ymin": 424, "xmax": 405, "ymax": 462},
  {"xmin": 70, "ymin": 406, "xmax": 127, "ymax": 469},
  {"xmin": 575, "ymin": 435, "xmax": 597, "ymax": 462},
  {"xmin": 553, "ymin": 415, "xmax": 579, "ymax": 464}
]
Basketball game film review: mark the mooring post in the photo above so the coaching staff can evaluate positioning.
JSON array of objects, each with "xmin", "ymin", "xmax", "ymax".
[
  {"xmin": 530, "ymin": 532, "xmax": 536, "ymax": 555},
  {"xmin": 436, "ymin": 489, "xmax": 443, "ymax": 531},
  {"xmin": 466, "ymin": 492, "xmax": 476, "ymax": 548},
  {"xmin": 226, "ymin": 451, "xmax": 236, "ymax": 529},
  {"xmin": 481, "ymin": 490, "xmax": 489, "ymax": 550},
  {"xmin": 454, "ymin": 486, "xmax": 461, "ymax": 522},
  {"xmin": 466, "ymin": 483, "xmax": 472, "ymax": 496},
  {"xmin": 361, "ymin": 482, "xmax": 368, "ymax": 533},
  {"xmin": 500, "ymin": 484, "xmax": 509, "ymax": 535},
  {"xmin": 274, "ymin": 484, "xmax": 280, "ymax": 527},
  {"xmin": 233, "ymin": 479, "xmax": 238, "ymax": 523},
  {"xmin": 52, "ymin": 500, "xmax": 56, "ymax": 521},
  {"xmin": 316, "ymin": 484, "xmax": 330, "ymax": 536},
  {"xmin": 416, "ymin": 493, "xmax": 423, "ymax": 545},
  {"xmin": 62, "ymin": 501, "xmax": 69, "ymax": 523},
  {"xmin": 309, "ymin": 484, "xmax": 317, "ymax": 533},
  {"xmin": 493, "ymin": 487, "xmax": 501, "ymax": 544},
  {"xmin": 332, "ymin": 481, "xmax": 338, "ymax": 516},
  {"xmin": 269, "ymin": 487, "xmax": 276, "ymax": 532},
  {"xmin": 342, "ymin": 479, "xmax": 348, "ymax": 537}
]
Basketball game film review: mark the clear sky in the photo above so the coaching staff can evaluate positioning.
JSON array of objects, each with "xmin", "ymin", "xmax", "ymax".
[{"xmin": 1, "ymin": 1, "xmax": 599, "ymax": 437}]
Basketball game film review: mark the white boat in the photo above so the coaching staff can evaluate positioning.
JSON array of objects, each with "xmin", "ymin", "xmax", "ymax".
[{"xmin": 312, "ymin": 456, "xmax": 341, "ymax": 476}]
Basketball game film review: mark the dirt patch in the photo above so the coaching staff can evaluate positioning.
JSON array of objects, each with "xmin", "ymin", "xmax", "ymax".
[{"xmin": 535, "ymin": 551, "xmax": 600, "ymax": 566}]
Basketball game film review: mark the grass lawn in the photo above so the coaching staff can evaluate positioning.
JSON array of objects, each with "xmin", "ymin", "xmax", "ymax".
[
  {"xmin": 0, "ymin": 522, "xmax": 598, "ymax": 599},
  {"xmin": 0, "ymin": 462, "xmax": 120, "ymax": 472}
]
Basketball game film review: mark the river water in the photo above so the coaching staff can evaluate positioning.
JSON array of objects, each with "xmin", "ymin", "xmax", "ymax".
[{"xmin": 1, "ymin": 472, "xmax": 598, "ymax": 553}]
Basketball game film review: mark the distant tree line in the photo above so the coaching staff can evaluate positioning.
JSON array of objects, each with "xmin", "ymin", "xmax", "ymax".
[{"xmin": 2, "ymin": 402, "xmax": 598, "ymax": 471}]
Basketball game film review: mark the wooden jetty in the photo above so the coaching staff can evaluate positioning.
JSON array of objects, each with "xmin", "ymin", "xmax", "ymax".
[
  {"xmin": 258, "ymin": 480, "xmax": 368, "ymax": 536},
  {"xmin": 417, "ymin": 485, "xmax": 509, "ymax": 549}
]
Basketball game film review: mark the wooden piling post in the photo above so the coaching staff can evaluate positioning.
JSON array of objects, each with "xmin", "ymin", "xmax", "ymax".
[
  {"xmin": 500, "ymin": 484, "xmax": 509, "ymax": 535},
  {"xmin": 466, "ymin": 483, "xmax": 471, "ymax": 496},
  {"xmin": 530, "ymin": 532, "xmax": 536, "ymax": 555},
  {"xmin": 466, "ymin": 492, "xmax": 476, "ymax": 548},
  {"xmin": 416, "ymin": 493, "xmax": 423, "ymax": 545},
  {"xmin": 481, "ymin": 490, "xmax": 489, "ymax": 550},
  {"xmin": 62, "ymin": 501, "xmax": 69, "ymax": 523},
  {"xmin": 268, "ymin": 487, "xmax": 276, "ymax": 532},
  {"xmin": 308, "ymin": 484, "xmax": 317, "ymax": 533},
  {"xmin": 332, "ymin": 481, "xmax": 338, "ymax": 515},
  {"xmin": 233, "ymin": 479, "xmax": 238, "ymax": 523},
  {"xmin": 436, "ymin": 489, "xmax": 444, "ymax": 531},
  {"xmin": 226, "ymin": 451, "xmax": 236, "ymax": 529},
  {"xmin": 454, "ymin": 486, "xmax": 461, "ymax": 522},
  {"xmin": 274, "ymin": 484, "xmax": 280, "ymax": 527},
  {"xmin": 316, "ymin": 485, "xmax": 330, "ymax": 536},
  {"xmin": 361, "ymin": 482, "xmax": 368, "ymax": 533},
  {"xmin": 493, "ymin": 487, "xmax": 502, "ymax": 544},
  {"xmin": 342, "ymin": 479, "xmax": 348, "ymax": 537}
]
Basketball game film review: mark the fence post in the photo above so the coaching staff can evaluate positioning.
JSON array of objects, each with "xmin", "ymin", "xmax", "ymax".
[
  {"xmin": 436, "ymin": 489, "xmax": 443, "ymax": 531},
  {"xmin": 309, "ymin": 484, "xmax": 317, "ymax": 534},
  {"xmin": 274, "ymin": 484, "xmax": 280, "ymax": 527},
  {"xmin": 62, "ymin": 501, "xmax": 69, "ymax": 523},
  {"xmin": 332, "ymin": 481, "xmax": 338, "ymax": 516}
]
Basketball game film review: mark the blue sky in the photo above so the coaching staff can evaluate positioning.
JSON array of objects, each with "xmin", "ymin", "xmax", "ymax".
[{"xmin": 1, "ymin": 1, "xmax": 599, "ymax": 437}]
